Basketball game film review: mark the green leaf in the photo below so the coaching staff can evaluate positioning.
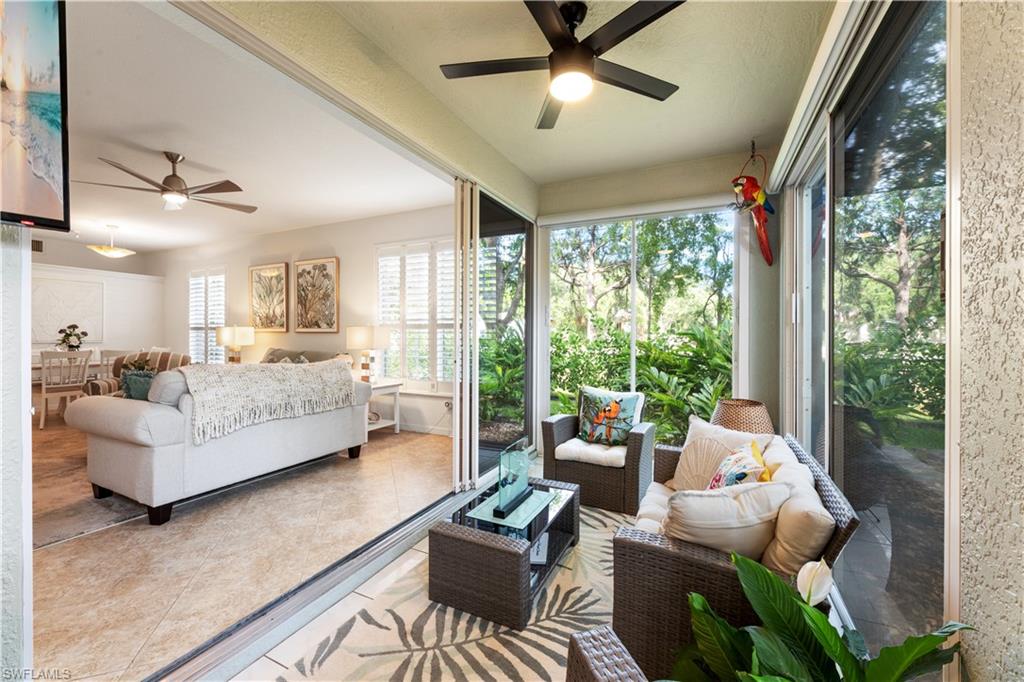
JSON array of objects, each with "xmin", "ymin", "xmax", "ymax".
[
  {"xmin": 745, "ymin": 626, "xmax": 814, "ymax": 682},
  {"xmin": 737, "ymin": 674, "xmax": 793, "ymax": 682},
  {"xmin": 797, "ymin": 603, "xmax": 864, "ymax": 682},
  {"xmin": 843, "ymin": 629, "xmax": 870, "ymax": 661},
  {"xmin": 688, "ymin": 593, "xmax": 752, "ymax": 681},
  {"xmin": 731, "ymin": 554, "xmax": 838, "ymax": 682},
  {"xmin": 865, "ymin": 623, "xmax": 972, "ymax": 682},
  {"xmin": 900, "ymin": 643, "xmax": 960, "ymax": 680},
  {"xmin": 668, "ymin": 643, "xmax": 716, "ymax": 682}
]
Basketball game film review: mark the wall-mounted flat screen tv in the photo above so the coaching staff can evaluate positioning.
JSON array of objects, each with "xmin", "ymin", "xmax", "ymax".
[{"xmin": 1, "ymin": 0, "xmax": 70, "ymax": 231}]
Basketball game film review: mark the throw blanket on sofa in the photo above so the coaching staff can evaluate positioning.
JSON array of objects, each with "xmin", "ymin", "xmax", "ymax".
[{"xmin": 178, "ymin": 359, "xmax": 355, "ymax": 445}]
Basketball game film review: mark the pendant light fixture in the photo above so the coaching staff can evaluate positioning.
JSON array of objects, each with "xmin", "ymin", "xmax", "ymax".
[{"xmin": 86, "ymin": 225, "xmax": 136, "ymax": 259}]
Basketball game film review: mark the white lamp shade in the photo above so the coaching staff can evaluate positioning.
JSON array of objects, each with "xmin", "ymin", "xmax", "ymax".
[
  {"xmin": 346, "ymin": 325, "xmax": 389, "ymax": 350},
  {"xmin": 216, "ymin": 326, "xmax": 255, "ymax": 347}
]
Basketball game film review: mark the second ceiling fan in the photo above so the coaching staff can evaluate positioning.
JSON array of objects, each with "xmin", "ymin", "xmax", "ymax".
[{"xmin": 440, "ymin": 0, "xmax": 685, "ymax": 129}]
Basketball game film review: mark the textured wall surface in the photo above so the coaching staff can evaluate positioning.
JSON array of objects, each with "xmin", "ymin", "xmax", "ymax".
[
  {"xmin": 958, "ymin": 2, "xmax": 1024, "ymax": 678},
  {"xmin": 1, "ymin": 225, "xmax": 30, "ymax": 671},
  {"xmin": 212, "ymin": 2, "xmax": 538, "ymax": 217}
]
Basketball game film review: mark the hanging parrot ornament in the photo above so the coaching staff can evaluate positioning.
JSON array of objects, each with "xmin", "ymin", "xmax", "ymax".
[
  {"xmin": 731, "ymin": 171, "xmax": 775, "ymax": 266},
  {"xmin": 727, "ymin": 146, "xmax": 775, "ymax": 265}
]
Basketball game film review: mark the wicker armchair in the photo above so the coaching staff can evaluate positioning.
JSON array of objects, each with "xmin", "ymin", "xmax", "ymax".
[
  {"xmin": 612, "ymin": 436, "xmax": 859, "ymax": 679},
  {"xmin": 83, "ymin": 350, "xmax": 190, "ymax": 397},
  {"xmin": 542, "ymin": 413, "xmax": 654, "ymax": 515},
  {"xmin": 567, "ymin": 625, "xmax": 647, "ymax": 682}
]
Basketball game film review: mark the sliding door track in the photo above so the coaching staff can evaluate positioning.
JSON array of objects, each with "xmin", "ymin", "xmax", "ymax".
[{"xmin": 143, "ymin": 484, "xmax": 487, "ymax": 681}]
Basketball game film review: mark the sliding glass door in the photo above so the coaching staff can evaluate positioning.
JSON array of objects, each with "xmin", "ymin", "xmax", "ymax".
[
  {"xmin": 829, "ymin": 1, "xmax": 946, "ymax": 652},
  {"xmin": 477, "ymin": 193, "xmax": 532, "ymax": 475}
]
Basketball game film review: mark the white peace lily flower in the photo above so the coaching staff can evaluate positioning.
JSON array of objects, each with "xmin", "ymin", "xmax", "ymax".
[{"xmin": 797, "ymin": 559, "xmax": 833, "ymax": 606}]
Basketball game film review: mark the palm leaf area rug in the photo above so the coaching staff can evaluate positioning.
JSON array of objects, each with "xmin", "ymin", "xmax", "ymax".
[{"xmin": 279, "ymin": 506, "xmax": 628, "ymax": 682}]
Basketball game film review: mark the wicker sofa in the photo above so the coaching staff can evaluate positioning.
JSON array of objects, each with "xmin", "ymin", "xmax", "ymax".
[
  {"xmin": 542, "ymin": 412, "xmax": 655, "ymax": 515},
  {"xmin": 611, "ymin": 436, "xmax": 859, "ymax": 679}
]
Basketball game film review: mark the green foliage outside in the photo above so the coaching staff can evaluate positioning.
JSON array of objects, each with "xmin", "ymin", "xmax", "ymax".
[{"xmin": 673, "ymin": 553, "xmax": 970, "ymax": 681}]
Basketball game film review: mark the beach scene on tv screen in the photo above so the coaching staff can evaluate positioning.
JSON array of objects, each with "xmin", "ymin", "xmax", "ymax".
[{"xmin": 1, "ymin": 0, "xmax": 65, "ymax": 222}]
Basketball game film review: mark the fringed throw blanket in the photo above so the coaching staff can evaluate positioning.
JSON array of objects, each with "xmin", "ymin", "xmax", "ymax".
[{"xmin": 178, "ymin": 359, "xmax": 355, "ymax": 445}]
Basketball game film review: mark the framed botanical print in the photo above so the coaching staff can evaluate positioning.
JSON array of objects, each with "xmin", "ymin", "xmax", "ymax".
[
  {"xmin": 295, "ymin": 257, "xmax": 339, "ymax": 333},
  {"xmin": 249, "ymin": 262, "xmax": 288, "ymax": 332}
]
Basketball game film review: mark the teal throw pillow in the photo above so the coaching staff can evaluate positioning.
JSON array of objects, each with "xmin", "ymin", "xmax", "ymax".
[
  {"xmin": 578, "ymin": 386, "xmax": 643, "ymax": 446},
  {"xmin": 121, "ymin": 369, "xmax": 156, "ymax": 400}
]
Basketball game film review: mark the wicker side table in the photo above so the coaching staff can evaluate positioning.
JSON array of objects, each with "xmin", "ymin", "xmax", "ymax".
[
  {"xmin": 428, "ymin": 478, "xmax": 580, "ymax": 630},
  {"xmin": 567, "ymin": 625, "xmax": 647, "ymax": 682}
]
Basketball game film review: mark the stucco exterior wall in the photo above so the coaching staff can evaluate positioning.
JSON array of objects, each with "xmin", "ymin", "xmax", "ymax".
[
  {"xmin": 958, "ymin": 2, "xmax": 1024, "ymax": 677},
  {"xmin": 1, "ymin": 225, "xmax": 31, "ymax": 672},
  {"xmin": 208, "ymin": 1, "xmax": 538, "ymax": 217}
]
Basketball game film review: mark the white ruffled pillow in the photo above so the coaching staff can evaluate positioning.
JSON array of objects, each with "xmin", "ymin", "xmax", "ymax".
[{"xmin": 660, "ymin": 482, "xmax": 791, "ymax": 559}]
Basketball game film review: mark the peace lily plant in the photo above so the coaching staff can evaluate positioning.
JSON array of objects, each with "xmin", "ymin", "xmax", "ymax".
[{"xmin": 671, "ymin": 554, "xmax": 969, "ymax": 681}]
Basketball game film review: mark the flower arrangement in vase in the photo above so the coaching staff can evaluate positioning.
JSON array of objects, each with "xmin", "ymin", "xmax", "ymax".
[{"xmin": 57, "ymin": 324, "xmax": 88, "ymax": 351}]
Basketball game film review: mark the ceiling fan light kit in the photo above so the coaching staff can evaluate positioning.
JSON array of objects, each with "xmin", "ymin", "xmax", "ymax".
[
  {"xmin": 439, "ymin": 0, "xmax": 684, "ymax": 128},
  {"xmin": 548, "ymin": 45, "xmax": 595, "ymax": 101}
]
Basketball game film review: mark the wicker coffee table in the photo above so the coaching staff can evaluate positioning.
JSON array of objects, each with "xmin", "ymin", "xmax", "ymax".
[{"xmin": 428, "ymin": 478, "xmax": 580, "ymax": 629}]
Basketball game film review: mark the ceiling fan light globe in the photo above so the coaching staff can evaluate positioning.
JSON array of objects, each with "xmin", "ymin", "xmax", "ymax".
[
  {"xmin": 550, "ymin": 71, "xmax": 593, "ymax": 102},
  {"xmin": 161, "ymin": 190, "xmax": 188, "ymax": 206}
]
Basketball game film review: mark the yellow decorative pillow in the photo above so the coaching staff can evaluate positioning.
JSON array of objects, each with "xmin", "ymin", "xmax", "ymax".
[{"xmin": 750, "ymin": 439, "xmax": 772, "ymax": 482}]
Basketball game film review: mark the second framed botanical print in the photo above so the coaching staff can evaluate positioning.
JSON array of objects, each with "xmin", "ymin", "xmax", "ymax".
[
  {"xmin": 249, "ymin": 262, "xmax": 288, "ymax": 332},
  {"xmin": 295, "ymin": 256, "xmax": 339, "ymax": 333}
]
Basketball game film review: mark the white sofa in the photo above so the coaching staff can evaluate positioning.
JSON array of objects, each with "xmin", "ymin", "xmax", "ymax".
[{"xmin": 65, "ymin": 371, "xmax": 371, "ymax": 524}]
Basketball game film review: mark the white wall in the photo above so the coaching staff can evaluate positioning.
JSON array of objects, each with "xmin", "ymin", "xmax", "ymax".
[
  {"xmin": 147, "ymin": 203, "xmax": 455, "ymax": 436},
  {"xmin": 30, "ymin": 235, "xmax": 159, "ymax": 275},
  {"xmin": 30, "ymin": 263, "xmax": 166, "ymax": 363}
]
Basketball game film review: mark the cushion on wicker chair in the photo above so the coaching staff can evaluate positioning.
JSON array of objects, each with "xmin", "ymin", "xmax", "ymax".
[
  {"xmin": 661, "ymin": 482, "xmax": 791, "ymax": 559},
  {"xmin": 635, "ymin": 482, "xmax": 673, "ymax": 523},
  {"xmin": 684, "ymin": 415, "xmax": 771, "ymax": 451},
  {"xmin": 554, "ymin": 437, "xmax": 627, "ymax": 468}
]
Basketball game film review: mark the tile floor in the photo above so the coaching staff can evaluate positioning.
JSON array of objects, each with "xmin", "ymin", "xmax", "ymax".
[{"xmin": 32, "ymin": 420, "xmax": 453, "ymax": 681}]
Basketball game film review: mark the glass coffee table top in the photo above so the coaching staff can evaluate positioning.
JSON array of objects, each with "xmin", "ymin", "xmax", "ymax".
[{"xmin": 452, "ymin": 481, "xmax": 572, "ymax": 534}]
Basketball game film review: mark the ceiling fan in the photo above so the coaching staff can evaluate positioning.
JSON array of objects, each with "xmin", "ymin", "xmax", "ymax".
[
  {"xmin": 440, "ymin": 0, "xmax": 685, "ymax": 129},
  {"xmin": 74, "ymin": 151, "xmax": 258, "ymax": 213}
]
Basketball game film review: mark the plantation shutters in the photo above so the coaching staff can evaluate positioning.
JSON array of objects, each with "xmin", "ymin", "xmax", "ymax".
[
  {"xmin": 188, "ymin": 268, "xmax": 226, "ymax": 364},
  {"xmin": 376, "ymin": 240, "xmax": 455, "ymax": 392}
]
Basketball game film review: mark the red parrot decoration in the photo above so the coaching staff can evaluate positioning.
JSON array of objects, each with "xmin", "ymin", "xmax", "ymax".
[{"xmin": 732, "ymin": 173, "xmax": 775, "ymax": 266}]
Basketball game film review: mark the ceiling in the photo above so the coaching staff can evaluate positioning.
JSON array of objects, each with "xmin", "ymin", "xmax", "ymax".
[
  {"xmin": 333, "ymin": 1, "xmax": 832, "ymax": 184},
  {"xmin": 62, "ymin": 2, "xmax": 453, "ymax": 252}
]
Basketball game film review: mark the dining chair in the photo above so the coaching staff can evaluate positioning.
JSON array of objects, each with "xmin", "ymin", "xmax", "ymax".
[
  {"xmin": 99, "ymin": 350, "xmax": 133, "ymax": 379},
  {"xmin": 38, "ymin": 350, "xmax": 91, "ymax": 429}
]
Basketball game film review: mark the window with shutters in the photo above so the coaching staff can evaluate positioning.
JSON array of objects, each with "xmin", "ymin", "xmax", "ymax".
[
  {"xmin": 377, "ymin": 240, "xmax": 454, "ymax": 392},
  {"xmin": 188, "ymin": 268, "xmax": 226, "ymax": 364}
]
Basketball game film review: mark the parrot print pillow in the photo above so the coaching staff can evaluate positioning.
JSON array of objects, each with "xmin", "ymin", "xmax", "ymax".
[{"xmin": 578, "ymin": 387, "xmax": 642, "ymax": 446}]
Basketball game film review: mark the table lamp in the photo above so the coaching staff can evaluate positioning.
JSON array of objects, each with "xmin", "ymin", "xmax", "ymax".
[
  {"xmin": 216, "ymin": 326, "xmax": 255, "ymax": 364},
  {"xmin": 346, "ymin": 325, "xmax": 387, "ymax": 381}
]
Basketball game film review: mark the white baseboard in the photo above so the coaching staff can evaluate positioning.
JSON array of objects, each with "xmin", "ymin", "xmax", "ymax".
[{"xmin": 398, "ymin": 422, "xmax": 452, "ymax": 437}]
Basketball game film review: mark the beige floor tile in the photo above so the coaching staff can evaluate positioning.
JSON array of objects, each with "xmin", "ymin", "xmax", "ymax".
[
  {"xmin": 352, "ymin": 548, "xmax": 428, "ymax": 600},
  {"xmin": 233, "ymin": 656, "xmax": 290, "ymax": 682},
  {"xmin": 264, "ymin": 591, "xmax": 373, "ymax": 667},
  {"xmin": 33, "ymin": 422, "xmax": 453, "ymax": 679}
]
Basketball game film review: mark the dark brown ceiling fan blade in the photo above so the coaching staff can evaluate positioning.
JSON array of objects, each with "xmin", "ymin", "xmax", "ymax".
[
  {"xmin": 190, "ymin": 196, "xmax": 258, "ymax": 214},
  {"xmin": 582, "ymin": 1, "xmax": 685, "ymax": 57},
  {"xmin": 524, "ymin": 1, "xmax": 574, "ymax": 50},
  {"xmin": 594, "ymin": 59, "xmax": 678, "ymax": 100},
  {"xmin": 98, "ymin": 157, "xmax": 169, "ymax": 190},
  {"xmin": 535, "ymin": 93, "xmax": 563, "ymax": 129},
  {"xmin": 186, "ymin": 179, "xmax": 242, "ymax": 195},
  {"xmin": 441, "ymin": 56, "xmax": 550, "ymax": 80},
  {"xmin": 71, "ymin": 180, "xmax": 162, "ymax": 194}
]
